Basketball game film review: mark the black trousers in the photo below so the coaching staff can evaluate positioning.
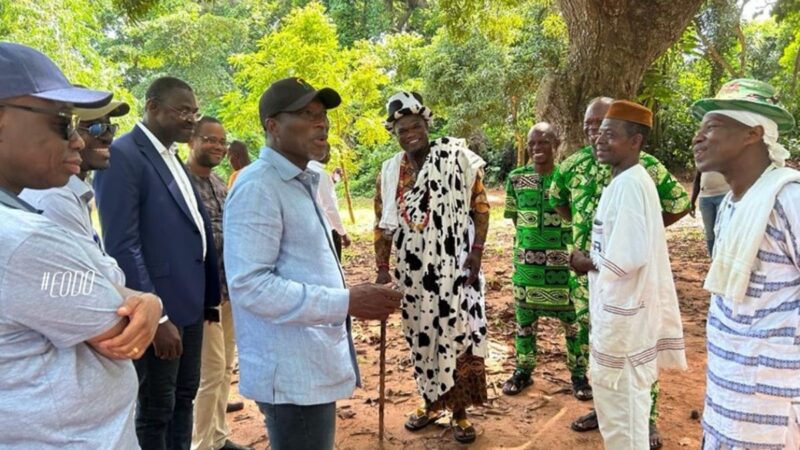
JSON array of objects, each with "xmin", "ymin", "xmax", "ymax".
[{"xmin": 134, "ymin": 320, "xmax": 204, "ymax": 450}]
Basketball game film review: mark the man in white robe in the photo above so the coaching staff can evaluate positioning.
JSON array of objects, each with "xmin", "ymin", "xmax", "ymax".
[
  {"xmin": 691, "ymin": 79, "xmax": 800, "ymax": 450},
  {"xmin": 570, "ymin": 100, "xmax": 687, "ymax": 449}
]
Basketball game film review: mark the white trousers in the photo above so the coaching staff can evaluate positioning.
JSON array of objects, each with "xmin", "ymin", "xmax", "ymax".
[
  {"xmin": 191, "ymin": 301, "xmax": 237, "ymax": 450},
  {"xmin": 593, "ymin": 363, "xmax": 652, "ymax": 450}
]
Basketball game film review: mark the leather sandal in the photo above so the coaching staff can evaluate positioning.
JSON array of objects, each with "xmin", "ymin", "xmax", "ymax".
[
  {"xmin": 571, "ymin": 410, "xmax": 599, "ymax": 432},
  {"xmin": 452, "ymin": 418, "xmax": 476, "ymax": 444},
  {"xmin": 404, "ymin": 408, "xmax": 442, "ymax": 432}
]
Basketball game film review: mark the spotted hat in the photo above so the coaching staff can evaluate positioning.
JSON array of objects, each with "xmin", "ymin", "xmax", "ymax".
[
  {"xmin": 692, "ymin": 79, "xmax": 795, "ymax": 133},
  {"xmin": 384, "ymin": 92, "xmax": 433, "ymax": 131}
]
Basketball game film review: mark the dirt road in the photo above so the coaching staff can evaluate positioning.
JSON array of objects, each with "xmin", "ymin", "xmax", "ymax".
[{"xmin": 226, "ymin": 193, "xmax": 711, "ymax": 450}]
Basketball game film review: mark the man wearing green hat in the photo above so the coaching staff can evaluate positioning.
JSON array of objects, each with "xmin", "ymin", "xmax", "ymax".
[{"xmin": 691, "ymin": 79, "xmax": 800, "ymax": 450}]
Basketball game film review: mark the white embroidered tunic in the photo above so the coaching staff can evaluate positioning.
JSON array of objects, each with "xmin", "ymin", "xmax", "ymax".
[{"xmin": 588, "ymin": 164, "xmax": 687, "ymax": 390}]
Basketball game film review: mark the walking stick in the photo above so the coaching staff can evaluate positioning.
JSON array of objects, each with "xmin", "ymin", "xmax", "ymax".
[{"xmin": 378, "ymin": 320, "xmax": 387, "ymax": 444}]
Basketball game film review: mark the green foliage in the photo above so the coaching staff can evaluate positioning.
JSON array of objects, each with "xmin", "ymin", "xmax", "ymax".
[
  {"xmin": 4, "ymin": 0, "xmax": 799, "ymax": 193},
  {"xmin": 108, "ymin": 3, "xmax": 247, "ymax": 112},
  {"xmin": 219, "ymin": 2, "xmax": 393, "ymax": 187}
]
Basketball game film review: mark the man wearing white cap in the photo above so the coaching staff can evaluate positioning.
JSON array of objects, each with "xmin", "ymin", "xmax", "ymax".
[
  {"xmin": 691, "ymin": 79, "xmax": 800, "ymax": 450},
  {"xmin": 21, "ymin": 95, "xmax": 130, "ymax": 284}
]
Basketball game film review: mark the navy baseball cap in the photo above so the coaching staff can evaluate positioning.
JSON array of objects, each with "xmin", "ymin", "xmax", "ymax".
[{"xmin": 0, "ymin": 42, "xmax": 111, "ymax": 107}]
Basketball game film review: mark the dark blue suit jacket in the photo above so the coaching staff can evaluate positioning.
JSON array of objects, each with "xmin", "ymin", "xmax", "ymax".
[{"xmin": 94, "ymin": 125, "xmax": 220, "ymax": 327}]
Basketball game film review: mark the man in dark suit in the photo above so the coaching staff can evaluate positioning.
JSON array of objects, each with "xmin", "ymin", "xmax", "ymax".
[{"xmin": 94, "ymin": 77, "xmax": 221, "ymax": 450}]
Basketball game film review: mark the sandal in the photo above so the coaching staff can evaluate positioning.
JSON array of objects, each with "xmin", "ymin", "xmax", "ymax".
[
  {"xmin": 404, "ymin": 408, "xmax": 442, "ymax": 432},
  {"xmin": 572, "ymin": 377, "xmax": 593, "ymax": 401},
  {"xmin": 502, "ymin": 370, "xmax": 533, "ymax": 396},
  {"xmin": 649, "ymin": 423, "xmax": 663, "ymax": 450},
  {"xmin": 452, "ymin": 418, "xmax": 476, "ymax": 444},
  {"xmin": 570, "ymin": 410, "xmax": 599, "ymax": 432}
]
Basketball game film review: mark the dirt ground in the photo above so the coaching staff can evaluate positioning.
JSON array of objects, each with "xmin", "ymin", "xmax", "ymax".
[{"xmin": 224, "ymin": 189, "xmax": 712, "ymax": 450}]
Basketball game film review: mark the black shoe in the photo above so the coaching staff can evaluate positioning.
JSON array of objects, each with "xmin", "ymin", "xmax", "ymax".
[
  {"xmin": 502, "ymin": 370, "xmax": 533, "ymax": 396},
  {"xmin": 226, "ymin": 401, "xmax": 244, "ymax": 413},
  {"xmin": 221, "ymin": 439, "xmax": 253, "ymax": 450}
]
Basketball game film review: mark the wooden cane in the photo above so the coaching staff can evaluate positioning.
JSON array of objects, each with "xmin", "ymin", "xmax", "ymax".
[{"xmin": 378, "ymin": 320, "xmax": 387, "ymax": 443}]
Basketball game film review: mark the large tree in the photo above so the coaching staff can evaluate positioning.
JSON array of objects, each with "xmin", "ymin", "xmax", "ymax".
[{"xmin": 536, "ymin": 0, "xmax": 706, "ymax": 152}]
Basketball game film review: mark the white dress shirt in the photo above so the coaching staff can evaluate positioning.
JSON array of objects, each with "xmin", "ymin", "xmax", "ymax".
[
  {"xmin": 307, "ymin": 160, "xmax": 346, "ymax": 235},
  {"xmin": 137, "ymin": 122, "xmax": 207, "ymax": 259}
]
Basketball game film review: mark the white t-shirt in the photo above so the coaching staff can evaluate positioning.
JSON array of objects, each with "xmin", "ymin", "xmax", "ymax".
[
  {"xmin": 588, "ymin": 164, "xmax": 687, "ymax": 390},
  {"xmin": 308, "ymin": 160, "xmax": 346, "ymax": 235}
]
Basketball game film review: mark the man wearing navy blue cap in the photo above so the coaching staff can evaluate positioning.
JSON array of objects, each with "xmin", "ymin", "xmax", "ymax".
[{"xmin": 0, "ymin": 42, "xmax": 162, "ymax": 449}]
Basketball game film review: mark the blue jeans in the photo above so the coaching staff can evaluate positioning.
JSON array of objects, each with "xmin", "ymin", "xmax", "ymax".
[
  {"xmin": 257, "ymin": 402, "xmax": 336, "ymax": 450},
  {"xmin": 699, "ymin": 194, "xmax": 726, "ymax": 255},
  {"xmin": 134, "ymin": 320, "xmax": 204, "ymax": 450}
]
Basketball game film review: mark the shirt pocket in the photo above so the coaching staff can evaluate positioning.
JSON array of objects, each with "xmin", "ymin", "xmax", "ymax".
[{"xmin": 307, "ymin": 324, "xmax": 354, "ymax": 387}]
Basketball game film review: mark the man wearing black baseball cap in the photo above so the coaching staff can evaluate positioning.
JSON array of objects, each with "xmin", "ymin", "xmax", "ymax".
[
  {"xmin": 0, "ymin": 42, "xmax": 161, "ymax": 449},
  {"xmin": 224, "ymin": 78, "xmax": 401, "ymax": 450}
]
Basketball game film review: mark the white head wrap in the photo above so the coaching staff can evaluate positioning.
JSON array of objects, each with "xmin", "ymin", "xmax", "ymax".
[
  {"xmin": 384, "ymin": 92, "xmax": 433, "ymax": 131},
  {"xmin": 706, "ymin": 109, "xmax": 790, "ymax": 167}
]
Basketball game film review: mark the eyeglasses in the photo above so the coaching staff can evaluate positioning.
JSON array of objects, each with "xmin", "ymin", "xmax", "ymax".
[
  {"xmin": 161, "ymin": 103, "xmax": 203, "ymax": 122},
  {"xmin": 197, "ymin": 136, "xmax": 227, "ymax": 147},
  {"xmin": 0, "ymin": 101, "xmax": 79, "ymax": 140},
  {"xmin": 79, "ymin": 122, "xmax": 119, "ymax": 138}
]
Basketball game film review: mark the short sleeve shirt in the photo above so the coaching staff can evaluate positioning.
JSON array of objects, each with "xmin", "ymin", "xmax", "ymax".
[
  {"xmin": 550, "ymin": 146, "xmax": 690, "ymax": 252},
  {"xmin": 505, "ymin": 166, "xmax": 572, "ymax": 310},
  {"xmin": 0, "ymin": 193, "xmax": 138, "ymax": 449}
]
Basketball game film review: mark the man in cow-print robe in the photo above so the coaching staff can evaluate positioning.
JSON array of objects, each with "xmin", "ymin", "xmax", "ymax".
[{"xmin": 374, "ymin": 92, "xmax": 489, "ymax": 444}]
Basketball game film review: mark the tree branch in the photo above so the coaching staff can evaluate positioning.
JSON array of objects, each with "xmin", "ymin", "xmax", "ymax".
[{"xmin": 693, "ymin": 18, "xmax": 742, "ymax": 78}]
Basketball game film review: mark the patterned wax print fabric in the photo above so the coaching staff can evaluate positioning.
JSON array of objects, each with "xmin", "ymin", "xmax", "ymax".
[
  {"xmin": 504, "ymin": 166, "xmax": 585, "ymax": 379},
  {"xmin": 505, "ymin": 166, "xmax": 572, "ymax": 312},
  {"xmin": 549, "ymin": 146, "xmax": 690, "ymax": 253}
]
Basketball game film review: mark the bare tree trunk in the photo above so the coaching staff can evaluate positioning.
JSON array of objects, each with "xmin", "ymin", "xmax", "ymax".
[
  {"xmin": 791, "ymin": 45, "xmax": 800, "ymax": 98},
  {"xmin": 340, "ymin": 159, "xmax": 356, "ymax": 224},
  {"xmin": 694, "ymin": 18, "xmax": 744, "ymax": 79},
  {"xmin": 537, "ymin": 0, "xmax": 705, "ymax": 156}
]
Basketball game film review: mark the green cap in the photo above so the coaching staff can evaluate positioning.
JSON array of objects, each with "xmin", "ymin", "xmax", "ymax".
[{"xmin": 691, "ymin": 78, "xmax": 795, "ymax": 133}]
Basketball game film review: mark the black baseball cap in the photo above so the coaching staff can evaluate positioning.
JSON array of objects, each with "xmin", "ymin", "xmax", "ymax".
[{"xmin": 258, "ymin": 77, "xmax": 341, "ymax": 126}]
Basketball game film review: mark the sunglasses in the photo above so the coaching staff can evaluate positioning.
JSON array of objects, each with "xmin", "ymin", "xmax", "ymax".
[
  {"xmin": 0, "ymin": 101, "xmax": 79, "ymax": 140},
  {"xmin": 79, "ymin": 122, "xmax": 119, "ymax": 138}
]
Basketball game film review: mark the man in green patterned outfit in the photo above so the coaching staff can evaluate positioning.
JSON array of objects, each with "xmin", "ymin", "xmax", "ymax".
[
  {"xmin": 502, "ymin": 123, "xmax": 591, "ymax": 400},
  {"xmin": 550, "ymin": 97, "xmax": 690, "ymax": 450}
]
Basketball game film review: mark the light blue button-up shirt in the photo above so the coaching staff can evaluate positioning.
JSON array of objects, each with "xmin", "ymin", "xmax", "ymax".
[{"xmin": 223, "ymin": 147, "xmax": 359, "ymax": 405}]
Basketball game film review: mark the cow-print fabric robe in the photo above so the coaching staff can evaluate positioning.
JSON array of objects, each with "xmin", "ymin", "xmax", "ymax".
[{"xmin": 393, "ymin": 137, "xmax": 489, "ymax": 403}]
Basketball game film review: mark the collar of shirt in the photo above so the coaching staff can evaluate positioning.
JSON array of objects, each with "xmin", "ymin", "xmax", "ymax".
[
  {"xmin": 137, "ymin": 122, "xmax": 178, "ymax": 155},
  {"xmin": 260, "ymin": 146, "xmax": 320, "ymax": 185},
  {"xmin": 65, "ymin": 175, "xmax": 94, "ymax": 204},
  {"xmin": 0, "ymin": 187, "xmax": 39, "ymax": 212}
]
